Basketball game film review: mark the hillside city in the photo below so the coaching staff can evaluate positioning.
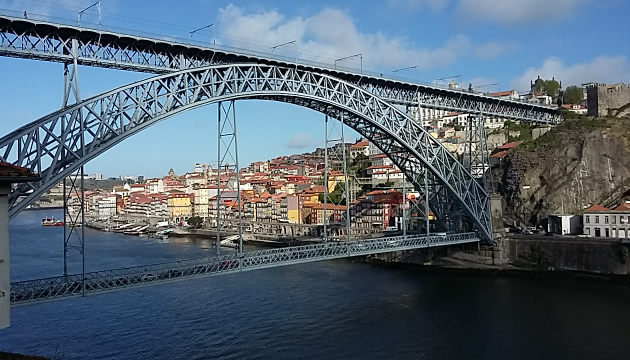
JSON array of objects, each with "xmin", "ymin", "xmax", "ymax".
[{"xmin": 34, "ymin": 78, "xmax": 630, "ymax": 238}]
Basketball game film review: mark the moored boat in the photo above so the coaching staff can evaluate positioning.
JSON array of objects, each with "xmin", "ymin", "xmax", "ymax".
[{"xmin": 41, "ymin": 217, "xmax": 64, "ymax": 226}]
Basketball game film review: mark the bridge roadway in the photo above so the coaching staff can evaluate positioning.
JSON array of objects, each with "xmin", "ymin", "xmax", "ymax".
[
  {"xmin": 0, "ymin": 11, "xmax": 558, "ymax": 123},
  {"xmin": 11, "ymin": 232, "xmax": 478, "ymax": 306}
]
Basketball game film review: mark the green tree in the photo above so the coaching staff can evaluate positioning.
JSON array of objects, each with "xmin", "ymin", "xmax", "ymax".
[
  {"xmin": 318, "ymin": 183, "xmax": 346, "ymax": 205},
  {"xmin": 545, "ymin": 80, "xmax": 560, "ymax": 98},
  {"xmin": 187, "ymin": 216, "xmax": 203, "ymax": 228},
  {"xmin": 563, "ymin": 85, "xmax": 584, "ymax": 104}
]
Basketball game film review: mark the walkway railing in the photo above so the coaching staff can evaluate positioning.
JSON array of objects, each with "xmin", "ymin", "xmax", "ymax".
[{"xmin": 11, "ymin": 232, "xmax": 479, "ymax": 306}]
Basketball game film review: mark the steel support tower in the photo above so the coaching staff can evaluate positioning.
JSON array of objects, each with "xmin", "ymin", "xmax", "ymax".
[
  {"xmin": 216, "ymin": 101, "xmax": 243, "ymax": 256},
  {"xmin": 322, "ymin": 113, "xmax": 351, "ymax": 242},
  {"xmin": 61, "ymin": 37, "xmax": 85, "ymax": 290}
]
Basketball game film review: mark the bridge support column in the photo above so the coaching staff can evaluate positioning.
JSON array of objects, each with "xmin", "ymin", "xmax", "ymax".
[
  {"xmin": 63, "ymin": 169, "xmax": 86, "ymax": 288},
  {"xmin": 323, "ymin": 111, "xmax": 351, "ymax": 242},
  {"xmin": 216, "ymin": 101, "xmax": 243, "ymax": 256},
  {"xmin": 464, "ymin": 114, "xmax": 491, "ymax": 192}
]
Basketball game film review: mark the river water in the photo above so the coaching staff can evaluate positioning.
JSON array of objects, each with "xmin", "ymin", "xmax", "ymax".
[{"xmin": 2, "ymin": 209, "xmax": 630, "ymax": 360}]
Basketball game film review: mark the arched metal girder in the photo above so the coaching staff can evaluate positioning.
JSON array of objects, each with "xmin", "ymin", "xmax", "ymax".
[{"xmin": 0, "ymin": 64, "xmax": 493, "ymax": 242}]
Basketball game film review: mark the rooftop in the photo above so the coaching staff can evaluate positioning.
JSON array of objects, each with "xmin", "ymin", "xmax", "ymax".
[{"xmin": 0, "ymin": 162, "xmax": 40, "ymax": 181}]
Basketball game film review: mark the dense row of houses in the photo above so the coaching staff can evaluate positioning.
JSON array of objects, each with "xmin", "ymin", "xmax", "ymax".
[{"xmin": 71, "ymin": 158, "xmax": 432, "ymax": 231}]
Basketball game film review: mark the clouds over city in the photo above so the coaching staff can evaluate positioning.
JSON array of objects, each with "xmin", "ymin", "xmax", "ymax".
[
  {"xmin": 217, "ymin": 5, "xmax": 515, "ymax": 71},
  {"xmin": 511, "ymin": 56, "xmax": 630, "ymax": 91}
]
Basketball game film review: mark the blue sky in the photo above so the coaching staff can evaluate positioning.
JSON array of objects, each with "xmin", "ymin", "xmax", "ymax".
[{"xmin": 0, "ymin": 0, "xmax": 629, "ymax": 178}]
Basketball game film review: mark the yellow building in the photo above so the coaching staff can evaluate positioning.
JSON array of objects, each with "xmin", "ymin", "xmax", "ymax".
[{"xmin": 168, "ymin": 192, "xmax": 192, "ymax": 220}]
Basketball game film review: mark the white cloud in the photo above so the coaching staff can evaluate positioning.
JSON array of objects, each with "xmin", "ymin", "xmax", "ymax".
[
  {"xmin": 217, "ymin": 5, "xmax": 513, "ymax": 71},
  {"xmin": 454, "ymin": 0, "xmax": 591, "ymax": 25},
  {"xmin": 511, "ymin": 56, "xmax": 630, "ymax": 91},
  {"xmin": 286, "ymin": 133, "xmax": 314, "ymax": 149}
]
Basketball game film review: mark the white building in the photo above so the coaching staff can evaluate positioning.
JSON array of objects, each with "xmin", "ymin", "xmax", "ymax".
[
  {"xmin": 547, "ymin": 215, "xmax": 582, "ymax": 235},
  {"xmin": 583, "ymin": 204, "xmax": 630, "ymax": 238},
  {"xmin": 349, "ymin": 140, "xmax": 370, "ymax": 158},
  {"xmin": 96, "ymin": 195, "xmax": 117, "ymax": 217}
]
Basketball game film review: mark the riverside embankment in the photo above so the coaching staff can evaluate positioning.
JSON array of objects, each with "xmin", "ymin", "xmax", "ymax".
[{"xmin": 369, "ymin": 233, "xmax": 630, "ymax": 282}]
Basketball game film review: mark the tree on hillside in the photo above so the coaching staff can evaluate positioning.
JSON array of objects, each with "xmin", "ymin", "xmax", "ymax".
[
  {"xmin": 563, "ymin": 85, "xmax": 584, "ymax": 104},
  {"xmin": 318, "ymin": 183, "xmax": 346, "ymax": 205},
  {"xmin": 535, "ymin": 78, "xmax": 561, "ymax": 99}
]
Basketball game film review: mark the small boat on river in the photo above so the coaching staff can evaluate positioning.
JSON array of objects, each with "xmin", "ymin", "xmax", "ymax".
[{"xmin": 41, "ymin": 217, "xmax": 64, "ymax": 226}]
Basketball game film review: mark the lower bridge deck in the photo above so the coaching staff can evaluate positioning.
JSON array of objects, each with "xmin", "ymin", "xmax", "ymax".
[{"xmin": 11, "ymin": 233, "xmax": 479, "ymax": 306}]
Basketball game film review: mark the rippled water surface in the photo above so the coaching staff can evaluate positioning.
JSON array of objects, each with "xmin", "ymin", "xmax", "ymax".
[{"xmin": 2, "ymin": 209, "xmax": 630, "ymax": 360}]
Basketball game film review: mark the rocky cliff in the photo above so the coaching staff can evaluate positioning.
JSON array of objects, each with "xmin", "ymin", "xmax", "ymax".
[{"xmin": 497, "ymin": 117, "xmax": 630, "ymax": 225}]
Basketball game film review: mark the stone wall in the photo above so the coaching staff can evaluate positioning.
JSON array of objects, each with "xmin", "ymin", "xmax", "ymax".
[
  {"xmin": 587, "ymin": 83, "xmax": 630, "ymax": 118},
  {"xmin": 502, "ymin": 237, "xmax": 630, "ymax": 274}
]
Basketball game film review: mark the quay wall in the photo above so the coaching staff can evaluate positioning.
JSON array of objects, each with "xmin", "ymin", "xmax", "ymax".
[{"xmin": 372, "ymin": 234, "xmax": 630, "ymax": 276}]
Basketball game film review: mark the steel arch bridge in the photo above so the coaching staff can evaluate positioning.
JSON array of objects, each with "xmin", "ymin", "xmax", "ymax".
[
  {"xmin": 0, "ymin": 13, "xmax": 560, "ymax": 123},
  {"xmin": 1, "ymin": 63, "xmax": 493, "ymax": 241}
]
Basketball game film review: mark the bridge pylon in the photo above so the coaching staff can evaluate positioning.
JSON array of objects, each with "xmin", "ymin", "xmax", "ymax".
[
  {"xmin": 322, "ymin": 112, "xmax": 352, "ymax": 243},
  {"xmin": 216, "ymin": 101, "xmax": 243, "ymax": 256},
  {"xmin": 60, "ymin": 36, "xmax": 86, "ymax": 286}
]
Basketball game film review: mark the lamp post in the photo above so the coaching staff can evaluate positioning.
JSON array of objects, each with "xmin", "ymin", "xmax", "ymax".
[
  {"xmin": 271, "ymin": 40, "xmax": 298, "ymax": 70},
  {"xmin": 393, "ymin": 65, "xmax": 418, "ymax": 73},
  {"xmin": 434, "ymin": 74, "xmax": 462, "ymax": 86},
  {"xmin": 189, "ymin": 24, "xmax": 215, "ymax": 45},
  {"xmin": 335, "ymin": 54, "xmax": 363, "ymax": 74},
  {"xmin": 78, "ymin": 1, "xmax": 101, "ymax": 29},
  {"xmin": 472, "ymin": 83, "xmax": 500, "ymax": 92}
]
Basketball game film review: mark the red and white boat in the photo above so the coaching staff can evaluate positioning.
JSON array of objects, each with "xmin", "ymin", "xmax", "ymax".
[{"xmin": 41, "ymin": 217, "xmax": 64, "ymax": 226}]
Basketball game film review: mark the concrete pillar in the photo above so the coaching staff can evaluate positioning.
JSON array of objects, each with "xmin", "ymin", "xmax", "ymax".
[
  {"xmin": 489, "ymin": 194, "xmax": 506, "ymax": 262},
  {"xmin": 490, "ymin": 194, "xmax": 504, "ymax": 236},
  {"xmin": 0, "ymin": 183, "xmax": 10, "ymax": 329}
]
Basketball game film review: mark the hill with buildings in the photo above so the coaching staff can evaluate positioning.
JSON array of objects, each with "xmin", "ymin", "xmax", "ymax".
[{"xmin": 496, "ymin": 116, "xmax": 630, "ymax": 226}]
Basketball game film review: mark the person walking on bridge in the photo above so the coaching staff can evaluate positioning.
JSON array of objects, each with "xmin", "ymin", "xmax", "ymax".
[{"xmin": 23, "ymin": 11, "xmax": 27, "ymax": 19}]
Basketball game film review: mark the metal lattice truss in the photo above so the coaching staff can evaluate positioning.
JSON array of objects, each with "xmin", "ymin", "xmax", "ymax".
[
  {"xmin": 11, "ymin": 232, "xmax": 479, "ymax": 306},
  {"xmin": 0, "ymin": 14, "xmax": 560, "ymax": 123},
  {"xmin": 0, "ymin": 64, "xmax": 494, "ymax": 241}
]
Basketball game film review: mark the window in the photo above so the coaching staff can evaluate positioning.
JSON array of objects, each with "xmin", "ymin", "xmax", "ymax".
[
  {"xmin": 613, "ymin": 216, "xmax": 616, "ymax": 224},
  {"xmin": 586, "ymin": 215, "xmax": 590, "ymax": 224},
  {"xmin": 595, "ymin": 216, "xmax": 600, "ymax": 224},
  {"xmin": 586, "ymin": 228, "xmax": 590, "ymax": 235},
  {"xmin": 605, "ymin": 216, "xmax": 609, "ymax": 224},
  {"xmin": 605, "ymin": 228, "xmax": 610, "ymax": 238}
]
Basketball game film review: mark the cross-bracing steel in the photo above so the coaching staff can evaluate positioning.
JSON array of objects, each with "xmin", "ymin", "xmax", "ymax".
[
  {"xmin": 10, "ymin": 232, "xmax": 479, "ymax": 306},
  {"xmin": 0, "ymin": 63, "xmax": 493, "ymax": 242},
  {"xmin": 0, "ymin": 13, "xmax": 560, "ymax": 123},
  {"xmin": 216, "ymin": 100, "xmax": 244, "ymax": 256}
]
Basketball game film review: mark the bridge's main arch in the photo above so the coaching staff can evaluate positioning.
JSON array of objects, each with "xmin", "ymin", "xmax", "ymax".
[{"xmin": 0, "ymin": 64, "xmax": 492, "ymax": 242}]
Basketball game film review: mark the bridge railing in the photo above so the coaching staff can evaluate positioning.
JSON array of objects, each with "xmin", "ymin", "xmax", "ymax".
[{"xmin": 10, "ymin": 233, "xmax": 479, "ymax": 305}]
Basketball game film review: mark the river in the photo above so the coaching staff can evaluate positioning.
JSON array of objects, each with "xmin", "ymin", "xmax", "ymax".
[{"xmin": 1, "ymin": 209, "xmax": 630, "ymax": 359}]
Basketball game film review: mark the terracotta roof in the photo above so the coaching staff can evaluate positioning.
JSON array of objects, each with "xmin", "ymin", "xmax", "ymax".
[
  {"xmin": 0, "ymin": 162, "xmax": 39, "ymax": 181},
  {"xmin": 497, "ymin": 141, "xmax": 523, "ymax": 150},
  {"xmin": 613, "ymin": 204, "xmax": 630, "ymax": 211},
  {"xmin": 585, "ymin": 205, "xmax": 609, "ymax": 211},
  {"xmin": 488, "ymin": 90, "xmax": 515, "ymax": 97},
  {"xmin": 490, "ymin": 150, "xmax": 509, "ymax": 159},
  {"xmin": 350, "ymin": 141, "xmax": 369, "ymax": 149}
]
